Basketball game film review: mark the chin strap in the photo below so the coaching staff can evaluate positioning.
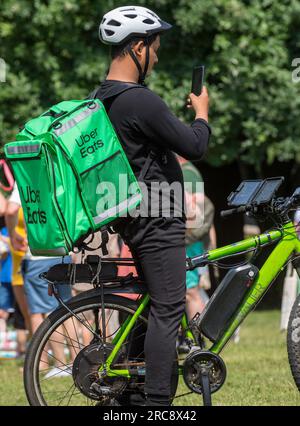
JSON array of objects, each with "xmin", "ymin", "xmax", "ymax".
[{"xmin": 127, "ymin": 38, "xmax": 150, "ymax": 86}]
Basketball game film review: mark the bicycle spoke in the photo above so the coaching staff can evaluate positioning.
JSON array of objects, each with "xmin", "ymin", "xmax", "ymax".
[
  {"xmin": 48, "ymin": 328, "xmax": 83, "ymax": 349},
  {"xmin": 27, "ymin": 299, "xmax": 151, "ymax": 406},
  {"xmin": 39, "ymin": 349, "xmax": 71, "ymax": 377},
  {"xmin": 58, "ymin": 383, "xmax": 77, "ymax": 407},
  {"xmin": 65, "ymin": 383, "xmax": 78, "ymax": 406},
  {"xmin": 70, "ymin": 316, "xmax": 81, "ymax": 354}
]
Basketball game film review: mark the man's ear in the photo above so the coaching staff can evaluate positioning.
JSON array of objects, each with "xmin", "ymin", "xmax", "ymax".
[{"xmin": 132, "ymin": 40, "xmax": 145, "ymax": 57}]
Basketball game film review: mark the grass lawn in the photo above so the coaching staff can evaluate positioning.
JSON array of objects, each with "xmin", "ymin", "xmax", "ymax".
[{"xmin": 0, "ymin": 310, "xmax": 299, "ymax": 406}]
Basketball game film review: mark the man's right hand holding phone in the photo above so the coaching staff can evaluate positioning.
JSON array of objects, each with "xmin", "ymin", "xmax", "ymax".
[{"xmin": 187, "ymin": 86, "xmax": 209, "ymax": 123}]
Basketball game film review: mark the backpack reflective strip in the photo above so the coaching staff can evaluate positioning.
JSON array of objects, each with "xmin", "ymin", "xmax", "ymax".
[
  {"xmin": 6, "ymin": 144, "xmax": 40, "ymax": 155},
  {"xmin": 93, "ymin": 193, "xmax": 141, "ymax": 224},
  {"xmin": 53, "ymin": 103, "xmax": 102, "ymax": 136}
]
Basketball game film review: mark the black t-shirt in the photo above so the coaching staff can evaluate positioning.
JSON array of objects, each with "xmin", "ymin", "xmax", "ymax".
[{"xmin": 96, "ymin": 80, "xmax": 211, "ymax": 249}]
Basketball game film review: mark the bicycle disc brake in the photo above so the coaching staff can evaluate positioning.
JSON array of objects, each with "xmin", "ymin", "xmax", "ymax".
[
  {"xmin": 72, "ymin": 342, "xmax": 127, "ymax": 401},
  {"xmin": 183, "ymin": 350, "xmax": 226, "ymax": 395}
]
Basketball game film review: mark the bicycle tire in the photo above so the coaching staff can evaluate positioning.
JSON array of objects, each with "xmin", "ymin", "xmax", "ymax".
[
  {"xmin": 24, "ymin": 291, "xmax": 178, "ymax": 406},
  {"xmin": 287, "ymin": 293, "xmax": 300, "ymax": 391}
]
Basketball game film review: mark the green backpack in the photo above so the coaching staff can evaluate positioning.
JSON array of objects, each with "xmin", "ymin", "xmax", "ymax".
[{"xmin": 5, "ymin": 84, "xmax": 153, "ymax": 256}]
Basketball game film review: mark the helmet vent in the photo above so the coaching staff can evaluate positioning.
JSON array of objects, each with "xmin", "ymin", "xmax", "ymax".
[
  {"xmin": 120, "ymin": 7, "xmax": 135, "ymax": 12},
  {"xmin": 143, "ymin": 18, "xmax": 155, "ymax": 24},
  {"xmin": 124, "ymin": 14, "xmax": 137, "ymax": 19},
  {"xmin": 105, "ymin": 29, "xmax": 115, "ymax": 36},
  {"xmin": 107, "ymin": 19, "xmax": 121, "ymax": 26},
  {"xmin": 147, "ymin": 11, "xmax": 157, "ymax": 18}
]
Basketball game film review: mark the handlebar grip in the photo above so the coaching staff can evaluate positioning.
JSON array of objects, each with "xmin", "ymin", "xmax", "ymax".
[
  {"xmin": 220, "ymin": 208, "xmax": 237, "ymax": 218},
  {"xmin": 220, "ymin": 206, "xmax": 247, "ymax": 218}
]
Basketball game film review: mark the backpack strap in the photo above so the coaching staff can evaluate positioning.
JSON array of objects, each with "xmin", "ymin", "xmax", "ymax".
[
  {"xmin": 76, "ymin": 228, "xmax": 109, "ymax": 256},
  {"xmin": 89, "ymin": 82, "xmax": 158, "ymax": 182},
  {"xmin": 88, "ymin": 82, "xmax": 145, "ymax": 102},
  {"xmin": 99, "ymin": 228, "xmax": 109, "ymax": 256}
]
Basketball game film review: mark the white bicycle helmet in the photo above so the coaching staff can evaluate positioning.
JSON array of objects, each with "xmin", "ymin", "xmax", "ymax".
[{"xmin": 99, "ymin": 5, "xmax": 172, "ymax": 45}]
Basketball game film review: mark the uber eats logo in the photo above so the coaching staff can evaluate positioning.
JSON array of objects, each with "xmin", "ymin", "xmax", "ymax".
[
  {"xmin": 21, "ymin": 186, "xmax": 47, "ymax": 224},
  {"xmin": 75, "ymin": 128, "xmax": 104, "ymax": 158}
]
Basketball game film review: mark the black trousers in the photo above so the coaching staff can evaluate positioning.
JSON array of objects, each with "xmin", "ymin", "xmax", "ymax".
[{"xmin": 115, "ymin": 217, "xmax": 186, "ymax": 397}]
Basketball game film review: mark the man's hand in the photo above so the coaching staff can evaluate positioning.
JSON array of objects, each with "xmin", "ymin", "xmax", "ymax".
[
  {"xmin": 10, "ymin": 230, "xmax": 28, "ymax": 252},
  {"xmin": 187, "ymin": 86, "xmax": 209, "ymax": 122}
]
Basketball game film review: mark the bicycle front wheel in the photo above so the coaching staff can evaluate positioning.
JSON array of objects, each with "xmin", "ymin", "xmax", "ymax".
[
  {"xmin": 24, "ymin": 292, "xmax": 150, "ymax": 406},
  {"xmin": 287, "ymin": 293, "xmax": 300, "ymax": 391}
]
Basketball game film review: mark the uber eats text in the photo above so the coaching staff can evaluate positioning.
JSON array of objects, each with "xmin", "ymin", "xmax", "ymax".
[
  {"xmin": 75, "ymin": 128, "xmax": 104, "ymax": 158},
  {"xmin": 21, "ymin": 186, "xmax": 47, "ymax": 224}
]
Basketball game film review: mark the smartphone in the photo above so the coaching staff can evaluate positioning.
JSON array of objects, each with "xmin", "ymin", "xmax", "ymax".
[{"xmin": 191, "ymin": 65, "xmax": 205, "ymax": 96}]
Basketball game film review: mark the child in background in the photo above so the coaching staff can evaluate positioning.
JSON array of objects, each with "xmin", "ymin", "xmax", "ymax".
[{"xmin": 0, "ymin": 227, "xmax": 14, "ymax": 332}]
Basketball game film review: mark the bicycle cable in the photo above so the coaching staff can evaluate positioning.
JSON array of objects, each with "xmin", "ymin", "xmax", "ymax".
[
  {"xmin": 212, "ymin": 215, "xmax": 300, "ymax": 270},
  {"xmin": 209, "ymin": 239, "xmax": 269, "ymax": 270}
]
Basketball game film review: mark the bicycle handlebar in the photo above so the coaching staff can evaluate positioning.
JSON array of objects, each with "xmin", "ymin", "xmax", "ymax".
[
  {"xmin": 220, "ymin": 205, "xmax": 248, "ymax": 218},
  {"xmin": 220, "ymin": 188, "xmax": 300, "ymax": 220}
]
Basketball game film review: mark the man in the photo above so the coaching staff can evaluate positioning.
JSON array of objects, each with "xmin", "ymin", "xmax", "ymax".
[{"xmin": 97, "ymin": 6, "xmax": 210, "ymax": 405}]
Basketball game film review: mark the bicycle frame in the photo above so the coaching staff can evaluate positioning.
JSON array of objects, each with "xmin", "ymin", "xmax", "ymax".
[{"xmin": 101, "ymin": 220, "xmax": 300, "ymax": 379}]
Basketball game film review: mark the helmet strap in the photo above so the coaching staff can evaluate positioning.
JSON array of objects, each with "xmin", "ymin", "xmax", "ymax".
[
  {"xmin": 128, "ymin": 38, "xmax": 150, "ymax": 86},
  {"xmin": 142, "ymin": 39, "xmax": 150, "ymax": 84}
]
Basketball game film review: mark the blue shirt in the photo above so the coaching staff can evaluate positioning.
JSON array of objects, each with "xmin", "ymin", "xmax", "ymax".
[{"xmin": 0, "ymin": 228, "xmax": 12, "ymax": 283}]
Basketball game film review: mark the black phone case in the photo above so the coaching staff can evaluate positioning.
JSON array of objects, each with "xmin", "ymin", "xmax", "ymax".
[{"xmin": 191, "ymin": 65, "xmax": 205, "ymax": 96}]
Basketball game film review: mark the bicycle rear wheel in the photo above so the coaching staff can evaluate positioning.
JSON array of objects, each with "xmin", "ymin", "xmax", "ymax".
[
  {"xmin": 287, "ymin": 293, "xmax": 300, "ymax": 391},
  {"xmin": 24, "ymin": 291, "xmax": 178, "ymax": 406}
]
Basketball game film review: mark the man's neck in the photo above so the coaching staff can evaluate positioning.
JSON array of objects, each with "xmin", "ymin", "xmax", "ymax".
[{"xmin": 106, "ymin": 59, "xmax": 139, "ymax": 83}]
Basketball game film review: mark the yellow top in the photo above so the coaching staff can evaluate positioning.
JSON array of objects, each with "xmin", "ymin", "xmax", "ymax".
[{"xmin": 10, "ymin": 207, "xmax": 27, "ymax": 257}]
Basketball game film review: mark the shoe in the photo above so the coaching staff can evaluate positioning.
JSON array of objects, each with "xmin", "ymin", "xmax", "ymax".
[
  {"xmin": 116, "ymin": 392, "xmax": 146, "ymax": 406},
  {"xmin": 44, "ymin": 365, "xmax": 72, "ymax": 379}
]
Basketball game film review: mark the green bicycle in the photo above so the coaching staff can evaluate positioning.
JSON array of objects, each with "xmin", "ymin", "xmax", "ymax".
[{"xmin": 24, "ymin": 176, "xmax": 300, "ymax": 406}]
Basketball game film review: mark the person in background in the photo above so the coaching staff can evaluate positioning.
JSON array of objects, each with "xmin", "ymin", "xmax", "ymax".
[
  {"xmin": 0, "ymin": 192, "xmax": 7, "ymax": 217},
  {"xmin": 0, "ymin": 226, "xmax": 27, "ymax": 359},
  {"xmin": 0, "ymin": 226, "xmax": 13, "ymax": 332},
  {"xmin": 5, "ymin": 185, "xmax": 32, "ymax": 334},
  {"xmin": 178, "ymin": 156, "xmax": 215, "ymax": 321},
  {"xmin": 71, "ymin": 232, "xmax": 121, "ymax": 347},
  {"xmin": 6, "ymin": 183, "xmax": 74, "ymax": 377}
]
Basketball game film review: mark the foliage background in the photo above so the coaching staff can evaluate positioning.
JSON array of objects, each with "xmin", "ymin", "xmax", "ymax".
[{"xmin": 1, "ymin": 0, "xmax": 300, "ymax": 174}]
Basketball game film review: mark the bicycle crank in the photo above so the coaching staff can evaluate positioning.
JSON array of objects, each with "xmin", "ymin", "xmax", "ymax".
[{"xmin": 182, "ymin": 350, "xmax": 226, "ymax": 403}]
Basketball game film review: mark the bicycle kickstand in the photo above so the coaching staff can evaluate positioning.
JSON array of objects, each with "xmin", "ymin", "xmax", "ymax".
[{"xmin": 200, "ymin": 366, "xmax": 212, "ymax": 406}]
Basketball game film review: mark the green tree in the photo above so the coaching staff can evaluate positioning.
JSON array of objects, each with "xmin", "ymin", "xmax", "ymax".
[{"xmin": 0, "ymin": 0, "xmax": 300, "ymax": 174}]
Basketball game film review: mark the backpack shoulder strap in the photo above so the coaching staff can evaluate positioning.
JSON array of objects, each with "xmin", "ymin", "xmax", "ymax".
[
  {"xmin": 88, "ymin": 82, "xmax": 145, "ymax": 101},
  {"xmin": 89, "ymin": 82, "xmax": 157, "ymax": 179}
]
